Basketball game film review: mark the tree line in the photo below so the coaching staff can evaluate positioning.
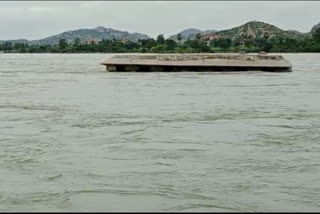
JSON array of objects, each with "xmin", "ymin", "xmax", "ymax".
[{"xmin": 1, "ymin": 33, "xmax": 320, "ymax": 53}]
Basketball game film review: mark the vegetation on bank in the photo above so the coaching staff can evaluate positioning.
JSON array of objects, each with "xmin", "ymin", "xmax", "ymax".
[{"xmin": 1, "ymin": 33, "xmax": 320, "ymax": 53}]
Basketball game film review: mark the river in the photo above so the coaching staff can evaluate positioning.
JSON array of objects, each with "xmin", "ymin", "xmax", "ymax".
[{"xmin": 0, "ymin": 53, "xmax": 319, "ymax": 211}]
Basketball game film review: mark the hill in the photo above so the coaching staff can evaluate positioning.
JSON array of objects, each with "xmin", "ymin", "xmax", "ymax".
[
  {"xmin": 1, "ymin": 21, "xmax": 320, "ymax": 53},
  {"xmin": 169, "ymin": 28, "xmax": 217, "ymax": 41},
  {"xmin": 0, "ymin": 26, "xmax": 150, "ymax": 45},
  {"xmin": 311, "ymin": 22, "xmax": 320, "ymax": 35},
  {"xmin": 202, "ymin": 21, "xmax": 311, "ymax": 44}
]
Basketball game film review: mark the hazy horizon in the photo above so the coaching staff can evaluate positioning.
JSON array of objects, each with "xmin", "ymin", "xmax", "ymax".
[{"xmin": 0, "ymin": 1, "xmax": 319, "ymax": 40}]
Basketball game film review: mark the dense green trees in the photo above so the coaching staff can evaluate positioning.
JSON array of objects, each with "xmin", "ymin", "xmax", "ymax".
[
  {"xmin": 1, "ymin": 34, "xmax": 320, "ymax": 53},
  {"xmin": 177, "ymin": 34, "xmax": 182, "ymax": 43},
  {"xmin": 156, "ymin": 34, "xmax": 165, "ymax": 45},
  {"xmin": 254, "ymin": 38, "xmax": 273, "ymax": 52},
  {"xmin": 210, "ymin": 38, "xmax": 232, "ymax": 50},
  {"xmin": 185, "ymin": 36, "xmax": 211, "ymax": 53},
  {"xmin": 58, "ymin": 38, "xmax": 68, "ymax": 50}
]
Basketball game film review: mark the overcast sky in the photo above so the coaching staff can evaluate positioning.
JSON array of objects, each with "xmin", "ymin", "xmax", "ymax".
[{"xmin": 0, "ymin": 1, "xmax": 319, "ymax": 40}]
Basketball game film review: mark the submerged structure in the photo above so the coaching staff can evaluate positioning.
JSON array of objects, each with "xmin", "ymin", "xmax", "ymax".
[{"xmin": 101, "ymin": 53, "xmax": 292, "ymax": 72}]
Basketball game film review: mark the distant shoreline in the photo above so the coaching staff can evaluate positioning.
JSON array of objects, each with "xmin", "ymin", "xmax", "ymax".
[{"xmin": 1, "ymin": 52, "xmax": 320, "ymax": 54}]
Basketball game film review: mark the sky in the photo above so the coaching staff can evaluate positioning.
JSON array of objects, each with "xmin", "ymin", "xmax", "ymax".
[{"xmin": 0, "ymin": 1, "xmax": 319, "ymax": 40}]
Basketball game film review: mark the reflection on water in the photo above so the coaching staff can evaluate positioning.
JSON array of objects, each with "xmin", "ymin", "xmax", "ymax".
[{"xmin": 0, "ymin": 53, "xmax": 320, "ymax": 212}]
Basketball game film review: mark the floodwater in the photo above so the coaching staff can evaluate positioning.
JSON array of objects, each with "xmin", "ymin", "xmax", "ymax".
[{"xmin": 0, "ymin": 53, "xmax": 319, "ymax": 212}]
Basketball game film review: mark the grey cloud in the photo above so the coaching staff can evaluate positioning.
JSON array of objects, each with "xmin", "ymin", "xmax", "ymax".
[{"xmin": 0, "ymin": 1, "xmax": 319, "ymax": 40}]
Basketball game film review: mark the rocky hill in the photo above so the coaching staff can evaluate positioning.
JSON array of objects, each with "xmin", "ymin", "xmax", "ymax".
[
  {"xmin": 202, "ymin": 21, "xmax": 311, "ymax": 43},
  {"xmin": 1, "ymin": 21, "xmax": 319, "ymax": 46},
  {"xmin": 311, "ymin": 22, "xmax": 320, "ymax": 35},
  {"xmin": 169, "ymin": 28, "xmax": 217, "ymax": 41},
  {"xmin": 1, "ymin": 26, "xmax": 150, "ymax": 45},
  {"xmin": 0, "ymin": 39, "xmax": 29, "ymax": 45}
]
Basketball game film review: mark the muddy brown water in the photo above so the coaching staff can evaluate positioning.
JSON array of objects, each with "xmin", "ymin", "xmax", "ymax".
[{"xmin": 0, "ymin": 53, "xmax": 319, "ymax": 211}]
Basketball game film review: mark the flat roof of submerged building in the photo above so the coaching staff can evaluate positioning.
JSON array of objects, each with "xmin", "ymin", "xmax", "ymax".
[{"xmin": 101, "ymin": 53, "xmax": 292, "ymax": 72}]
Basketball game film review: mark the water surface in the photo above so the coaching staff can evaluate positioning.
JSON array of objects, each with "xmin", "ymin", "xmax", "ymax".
[{"xmin": 0, "ymin": 53, "xmax": 320, "ymax": 212}]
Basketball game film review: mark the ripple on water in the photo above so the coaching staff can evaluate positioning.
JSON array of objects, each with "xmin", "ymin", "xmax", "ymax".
[{"xmin": 1, "ymin": 53, "xmax": 320, "ymax": 211}]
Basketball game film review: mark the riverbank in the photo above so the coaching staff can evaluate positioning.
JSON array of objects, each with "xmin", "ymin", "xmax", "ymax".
[
  {"xmin": 1, "ymin": 51, "xmax": 320, "ymax": 54},
  {"xmin": 1, "ymin": 35, "xmax": 320, "ymax": 54}
]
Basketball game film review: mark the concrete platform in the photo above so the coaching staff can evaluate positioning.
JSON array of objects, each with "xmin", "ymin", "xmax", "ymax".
[{"xmin": 101, "ymin": 53, "xmax": 292, "ymax": 72}]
